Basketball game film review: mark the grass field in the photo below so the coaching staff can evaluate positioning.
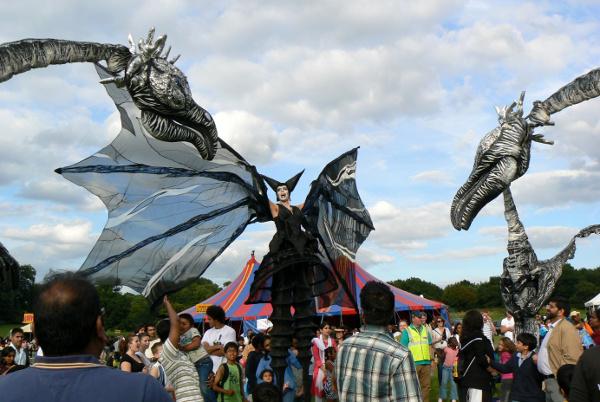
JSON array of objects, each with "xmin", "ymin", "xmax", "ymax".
[{"xmin": 0, "ymin": 323, "xmax": 23, "ymax": 339}]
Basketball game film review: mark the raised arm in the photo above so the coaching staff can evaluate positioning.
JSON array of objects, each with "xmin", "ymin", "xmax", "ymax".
[{"xmin": 163, "ymin": 296, "xmax": 180, "ymax": 348}]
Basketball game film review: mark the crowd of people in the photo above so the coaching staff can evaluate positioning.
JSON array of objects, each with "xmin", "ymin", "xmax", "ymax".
[{"xmin": 1, "ymin": 271, "xmax": 600, "ymax": 402}]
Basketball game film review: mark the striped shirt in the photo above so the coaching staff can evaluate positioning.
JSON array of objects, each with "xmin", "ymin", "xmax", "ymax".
[
  {"xmin": 160, "ymin": 339, "xmax": 203, "ymax": 402},
  {"xmin": 335, "ymin": 325, "xmax": 422, "ymax": 401}
]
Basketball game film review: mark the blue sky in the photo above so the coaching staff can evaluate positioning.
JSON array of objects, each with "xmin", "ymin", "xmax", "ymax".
[{"xmin": 0, "ymin": 0, "xmax": 599, "ymax": 290}]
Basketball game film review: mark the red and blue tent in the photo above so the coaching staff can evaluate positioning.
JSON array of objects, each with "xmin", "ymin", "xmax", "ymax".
[{"xmin": 181, "ymin": 255, "xmax": 450, "ymax": 324}]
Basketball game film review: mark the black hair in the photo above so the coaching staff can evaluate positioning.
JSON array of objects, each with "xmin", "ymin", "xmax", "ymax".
[
  {"xmin": 259, "ymin": 368, "xmax": 274, "ymax": 380},
  {"xmin": 360, "ymin": 281, "xmax": 395, "ymax": 326},
  {"xmin": 138, "ymin": 332, "xmax": 149, "ymax": 340},
  {"xmin": 325, "ymin": 346, "xmax": 336, "ymax": 361},
  {"xmin": 146, "ymin": 323, "xmax": 156, "ymax": 330},
  {"xmin": 10, "ymin": 328, "xmax": 24, "ymax": 337},
  {"xmin": 33, "ymin": 271, "xmax": 101, "ymax": 356},
  {"xmin": 179, "ymin": 313, "xmax": 195, "ymax": 327},
  {"xmin": 1, "ymin": 347, "xmax": 16, "ymax": 366},
  {"xmin": 253, "ymin": 381, "xmax": 281, "ymax": 402},
  {"xmin": 318, "ymin": 322, "xmax": 330, "ymax": 331},
  {"xmin": 206, "ymin": 305, "xmax": 226, "ymax": 323},
  {"xmin": 135, "ymin": 324, "xmax": 146, "ymax": 333},
  {"xmin": 252, "ymin": 332, "xmax": 266, "ymax": 349},
  {"xmin": 461, "ymin": 310, "xmax": 483, "ymax": 339},
  {"xmin": 516, "ymin": 332, "xmax": 537, "ymax": 351},
  {"xmin": 557, "ymin": 364, "xmax": 576, "ymax": 398},
  {"xmin": 224, "ymin": 341, "xmax": 239, "ymax": 353},
  {"xmin": 157, "ymin": 319, "xmax": 170, "ymax": 343},
  {"xmin": 549, "ymin": 296, "xmax": 571, "ymax": 317}
]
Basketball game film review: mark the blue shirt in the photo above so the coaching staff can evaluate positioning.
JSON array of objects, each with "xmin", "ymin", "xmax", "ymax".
[
  {"xmin": 336, "ymin": 325, "xmax": 422, "ymax": 401},
  {"xmin": 0, "ymin": 354, "xmax": 172, "ymax": 401}
]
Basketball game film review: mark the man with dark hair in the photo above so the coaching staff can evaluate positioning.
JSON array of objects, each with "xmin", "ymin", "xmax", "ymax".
[
  {"xmin": 9, "ymin": 328, "xmax": 28, "ymax": 367},
  {"xmin": 146, "ymin": 323, "xmax": 160, "ymax": 359},
  {"xmin": 201, "ymin": 305, "xmax": 236, "ymax": 374},
  {"xmin": 0, "ymin": 271, "xmax": 171, "ymax": 401},
  {"xmin": 537, "ymin": 296, "xmax": 583, "ymax": 402},
  {"xmin": 336, "ymin": 281, "xmax": 421, "ymax": 401}
]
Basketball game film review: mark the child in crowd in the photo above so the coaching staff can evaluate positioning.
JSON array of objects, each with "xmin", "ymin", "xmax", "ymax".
[
  {"xmin": 157, "ymin": 296, "xmax": 202, "ymax": 402},
  {"xmin": 136, "ymin": 332, "xmax": 152, "ymax": 370},
  {"xmin": 437, "ymin": 336, "xmax": 458, "ymax": 402},
  {"xmin": 150, "ymin": 342, "xmax": 174, "ymax": 395},
  {"xmin": 260, "ymin": 368, "xmax": 289, "ymax": 393},
  {"xmin": 213, "ymin": 342, "xmax": 247, "ymax": 402},
  {"xmin": 497, "ymin": 337, "xmax": 516, "ymax": 402},
  {"xmin": 323, "ymin": 347, "xmax": 338, "ymax": 401},
  {"xmin": 489, "ymin": 333, "xmax": 544, "ymax": 402},
  {"xmin": 0, "ymin": 347, "xmax": 16, "ymax": 375},
  {"xmin": 557, "ymin": 364, "xmax": 576, "ymax": 401},
  {"xmin": 179, "ymin": 313, "xmax": 215, "ymax": 402}
]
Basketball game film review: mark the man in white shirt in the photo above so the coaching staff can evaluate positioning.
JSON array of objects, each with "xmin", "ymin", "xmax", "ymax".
[
  {"xmin": 9, "ymin": 328, "xmax": 29, "ymax": 367},
  {"xmin": 481, "ymin": 310, "xmax": 496, "ymax": 347},
  {"xmin": 201, "ymin": 305, "xmax": 236, "ymax": 374},
  {"xmin": 536, "ymin": 297, "xmax": 583, "ymax": 402},
  {"xmin": 500, "ymin": 311, "xmax": 515, "ymax": 342}
]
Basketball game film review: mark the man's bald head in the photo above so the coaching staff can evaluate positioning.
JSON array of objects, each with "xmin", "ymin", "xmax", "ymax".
[{"xmin": 34, "ymin": 271, "xmax": 103, "ymax": 356}]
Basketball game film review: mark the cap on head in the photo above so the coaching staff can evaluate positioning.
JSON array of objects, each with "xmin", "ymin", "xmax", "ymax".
[
  {"xmin": 569, "ymin": 311, "xmax": 580, "ymax": 317},
  {"xmin": 411, "ymin": 311, "xmax": 425, "ymax": 319}
]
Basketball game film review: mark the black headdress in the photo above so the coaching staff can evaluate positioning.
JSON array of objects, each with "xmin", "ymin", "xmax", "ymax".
[{"xmin": 262, "ymin": 170, "xmax": 304, "ymax": 194}]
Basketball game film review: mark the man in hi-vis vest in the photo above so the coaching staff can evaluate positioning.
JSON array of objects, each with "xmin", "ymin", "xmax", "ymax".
[{"xmin": 400, "ymin": 311, "xmax": 435, "ymax": 402}]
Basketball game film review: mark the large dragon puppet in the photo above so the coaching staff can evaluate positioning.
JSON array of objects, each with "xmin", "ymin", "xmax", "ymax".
[
  {"xmin": 451, "ymin": 71, "xmax": 600, "ymax": 338},
  {"xmin": 0, "ymin": 27, "xmax": 373, "ymax": 327}
]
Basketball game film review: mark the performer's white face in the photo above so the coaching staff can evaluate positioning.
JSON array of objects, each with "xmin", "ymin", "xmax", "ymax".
[{"xmin": 277, "ymin": 185, "xmax": 289, "ymax": 202}]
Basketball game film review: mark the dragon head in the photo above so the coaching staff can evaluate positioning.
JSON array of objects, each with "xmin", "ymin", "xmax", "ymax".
[
  {"xmin": 451, "ymin": 92, "xmax": 553, "ymax": 230},
  {"xmin": 104, "ymin": 28, "xmax": 219, "ymax": 160}
]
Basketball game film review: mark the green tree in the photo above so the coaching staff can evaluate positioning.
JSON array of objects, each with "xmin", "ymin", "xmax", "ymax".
[
  {"xmin": 387, "ymin": 277, "xmax": 443, "ymax": 301},
  {"xmin": 475, "ymin": 276, "xmax": 504, "ymax": 308},
  {"xmin": 570, "ymin": 280, "xmax": 599, "ymax": 308},
  {"xmin": 442, "ymin": 284, "xmax": 478, "ymax": 311}
]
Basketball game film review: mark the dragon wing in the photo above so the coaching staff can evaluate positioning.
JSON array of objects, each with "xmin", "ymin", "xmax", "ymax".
[
  {"xmin": 302, "ymin": 148, "xmax": 374, "ymax": 311},
  {"xmin": 58, "ymin": 65, "xmax": 269, "ymax": 308}
]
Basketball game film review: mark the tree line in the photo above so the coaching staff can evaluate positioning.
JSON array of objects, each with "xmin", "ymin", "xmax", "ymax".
[
  {"xmin": 2, "ymin": 262, "xmax": 598, "ymax": 327},
  {"xmin": 388, "ymin": 263, "xmax": 600, "ymax": 311}
]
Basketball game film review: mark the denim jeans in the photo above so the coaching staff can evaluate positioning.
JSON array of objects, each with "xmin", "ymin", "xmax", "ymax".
[
  {"xmin": 439, "ymin": 365, "xmax": 458, "ymax": 400},
  {"xmin": 195, "ymin": 357, "xmax": 217, "ymax": 402}
]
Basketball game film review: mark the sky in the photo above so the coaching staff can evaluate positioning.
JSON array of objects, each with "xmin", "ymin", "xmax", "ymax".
[{"xmin": 1, "ymin": 0, "xmax": 599, "ymax": 294}]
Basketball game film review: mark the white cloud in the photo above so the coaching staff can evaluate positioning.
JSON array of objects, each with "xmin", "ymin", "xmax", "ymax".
[
  {"xmin": 410, "ymin": 170, "xmax": 452, "ymax": 184},
  {"xmin": 368, "ymin": 201, "xmax": 451, "ymax": 252},
  {"xmin": 406, "ymin": 245, "xmax": 505, "ymax": 261},
  {"xmin": 479, "ymin": 224, "xmax": 588, "ymax": 250}
]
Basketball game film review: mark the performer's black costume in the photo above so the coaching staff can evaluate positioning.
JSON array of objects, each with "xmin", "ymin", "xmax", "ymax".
[{"xmin": 247, "ymin": 205, "xmax": 336, "ymax": 400}]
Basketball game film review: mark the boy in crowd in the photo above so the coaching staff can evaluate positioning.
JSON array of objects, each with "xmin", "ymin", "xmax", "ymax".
[
  {"xmin": 151, "ymin": 342, "xmax": 174, "ymax": 395},
  {"xmin": 157, "ymin": 296, "xmax": 203, "ymax": 401},
  {"xmin": 213, "ymin": 342, "xmax": 247, "ymax": 402},
  {"xmin": 489, "ymin": 332, "xmax": 544, "ymax": 402}
]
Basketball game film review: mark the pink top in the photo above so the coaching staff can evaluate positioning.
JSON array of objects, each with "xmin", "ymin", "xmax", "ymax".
[
  {"xmin": 500, "ymin": 351, "xmax": 514, "ymax": 379},
  {"xmin": 443, "ymin": 347, "xmax": 459, "ymax": 367}
]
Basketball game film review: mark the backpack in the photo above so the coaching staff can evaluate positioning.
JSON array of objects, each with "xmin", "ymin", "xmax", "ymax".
[
  {"xmin": 454, "ymin": 337, "xmax": 481, "ymax": 384},
  {"xmin": 218, "ymin": 362, "xmax": 244, "ymax": 401}
]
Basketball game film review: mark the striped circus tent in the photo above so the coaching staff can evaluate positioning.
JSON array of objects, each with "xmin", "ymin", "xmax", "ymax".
[{"xmin": 181, "ymin": 254, "xmax": 450, "ymax": 323}]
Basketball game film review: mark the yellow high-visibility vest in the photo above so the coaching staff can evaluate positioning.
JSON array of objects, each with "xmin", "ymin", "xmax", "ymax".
[{"xmin": 406, "ymin": 325, "xmax": 431, "ymax": 362}]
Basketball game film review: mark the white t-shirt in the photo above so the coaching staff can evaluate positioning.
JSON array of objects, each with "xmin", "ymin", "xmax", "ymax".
[
  {"xmin": 201, "ymin": 325, "xmax": 237, "ymax": 373},
  {"xmin": 501, "ymin": 317, "xmax": 515, "ymax": 341}
]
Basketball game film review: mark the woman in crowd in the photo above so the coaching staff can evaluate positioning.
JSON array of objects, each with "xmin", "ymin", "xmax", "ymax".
[
  {"xmin": 453, "ymin": 323, "xmax": 463, "ymax": 345},
  {"xmin": 497, "ymin": 337, "xmax": 516, "ymax": 402},
  {"xmin": 456, "ymin": 310, "xmax": 496, "ymax": 402},
  {"xmin": 120, "ymin": 333, "xmax": 148, "ymax": 373},
  {"xmin": 312, "ymin": 322, "xmax": 337, "ymax": 402},
  {"xmin": 0, "ymin": 347, "xmax": 16, "ymax": 375},
  {"xmin": 432, "ymin": 316, "xmax": 452, "ymax": 385}
]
